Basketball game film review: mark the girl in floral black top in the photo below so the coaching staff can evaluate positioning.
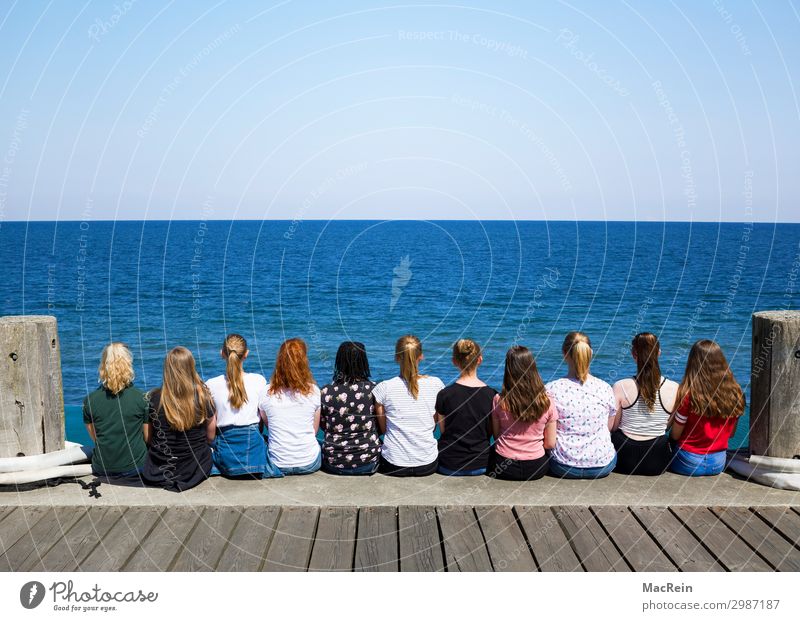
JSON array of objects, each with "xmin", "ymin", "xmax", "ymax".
[{"xmin": 320, "ymin": 342, "xmax": 381, "ymax": 475}]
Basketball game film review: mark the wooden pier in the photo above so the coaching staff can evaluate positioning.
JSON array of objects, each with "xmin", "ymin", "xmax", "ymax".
[{"xmin": 2, "ymin": 503, "xmax": 799, "ymax": 572}]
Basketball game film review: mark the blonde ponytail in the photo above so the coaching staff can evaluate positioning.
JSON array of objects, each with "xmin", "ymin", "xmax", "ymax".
[
  {"xmin": 563, "ymin": 331, "xmax": 592, "ymax": 384},
  {"xmin": 395, "ymin": 335, "xmax": 422, "ymax": 399},
  {"xmin": 223, "ymin": 334, "xmax": 248, "ymax": 409}
]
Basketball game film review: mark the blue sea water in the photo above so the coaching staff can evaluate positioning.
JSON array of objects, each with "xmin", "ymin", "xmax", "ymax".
[{"xmin": 1, "ymin": 220, "xmax": 797, "ymax": 449}]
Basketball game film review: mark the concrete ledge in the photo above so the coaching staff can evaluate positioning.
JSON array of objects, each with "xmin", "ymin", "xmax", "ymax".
[{"xmin": 1, "ymin": 471, "xmax": 798, "ymax": 507}]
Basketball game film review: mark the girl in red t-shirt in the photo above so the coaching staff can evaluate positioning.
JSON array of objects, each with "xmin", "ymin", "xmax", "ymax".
[{"xmin": 669, "ymin": 340, "xmax": 745, "ymax": 476}]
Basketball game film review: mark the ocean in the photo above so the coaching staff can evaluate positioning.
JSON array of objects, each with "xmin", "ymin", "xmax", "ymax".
[{"xmin": 1, "ymin": 220, "xmax": 798, "ymax": 448}]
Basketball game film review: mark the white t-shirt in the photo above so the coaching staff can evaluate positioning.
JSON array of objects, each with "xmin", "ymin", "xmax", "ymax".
[
  {"xmin": 372, "ymin": 375, "xmax": 444, "ymax": 467},
  {"xmin": 206, "ymin": 372, "xmax": 268, "ymax": 428},
  {"xmin": 260, "ymin": 385, "xmax": 321, "ymax": 468}
]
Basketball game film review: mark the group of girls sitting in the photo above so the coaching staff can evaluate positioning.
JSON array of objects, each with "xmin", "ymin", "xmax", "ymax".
[{"xmin": 82, "ymin": 330, "xmax": 745, "ymax": 491}]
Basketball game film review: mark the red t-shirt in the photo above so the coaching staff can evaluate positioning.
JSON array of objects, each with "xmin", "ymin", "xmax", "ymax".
[{"xmin": 674, "ymin": 394, "xmax": 738, "ymax": 454}]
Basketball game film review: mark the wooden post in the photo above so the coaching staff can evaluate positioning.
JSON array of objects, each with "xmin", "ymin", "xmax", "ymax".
[
  {"xmin": 0, "ymin": 315, "xmax": 65, "ymax": 457},
  {"xmin": 750, "ymin": 310, "xmax": 800, "ymax": 459}
]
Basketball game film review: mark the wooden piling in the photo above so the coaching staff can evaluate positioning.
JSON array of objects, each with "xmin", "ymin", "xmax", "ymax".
[
  {"xmin": 0, "ymin": 315, "xmax": 65, "ymax": 458},
  {"xmin": 750, "ymin": 310, "xmax": 800, "ymax": 459}
]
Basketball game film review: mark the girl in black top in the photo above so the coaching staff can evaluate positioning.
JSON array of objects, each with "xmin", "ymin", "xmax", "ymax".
[
  {"xmin": 143, "ymin": 347, "xmax": 216, "ymax": 492},
  {"xmin": 435, "ymin": 339, "xmax": 496, "ymax": 475},
  {"xmin": 320, "ymin": 342, "xmax": 381, "ymax": 475}
]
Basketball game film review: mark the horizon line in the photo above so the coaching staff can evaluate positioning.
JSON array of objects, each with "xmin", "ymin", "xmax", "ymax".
[{"xmin": 3, "ymin": 218, "xmax": 799, "ymax": 225}]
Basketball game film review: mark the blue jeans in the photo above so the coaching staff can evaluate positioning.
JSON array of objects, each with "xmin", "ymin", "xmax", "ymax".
[
  {"xmin": 438, "ymin": 465, "xmax": 487, "ymax": 476},
  {"xmin": 669, "ymin": 448, "xmax": 727, "ymax": 476},
  {"xmin": 549, "ymin": 454, "xmax": 617, "ymax": 479},
  {"xmin": 321, "ymin": 460, "xmax": 379, "ymax": 476},
  {"xmin": 278, "ymin": 450, "xmax": 322, "ymax": 476}
]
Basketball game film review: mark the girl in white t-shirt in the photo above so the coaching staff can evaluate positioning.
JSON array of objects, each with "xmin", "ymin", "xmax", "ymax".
[
  {"xmin": 259, "ymin": 338, "xmax": 322, "ymax": 475},
  {"xmin": 206, "ymin": 334, "xmax": 282, "ymax": 478},
  {"xmin": 373, "ymin": 335, "xmax": 444, "ymax": 476}
]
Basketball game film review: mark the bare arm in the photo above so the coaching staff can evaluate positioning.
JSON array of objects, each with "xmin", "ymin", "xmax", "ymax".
[
  {"xmin": 206, "ymin": 414, "xmax": 217, "ymax": 444},
  {"xmin": 435, "ymin": 411, "xmax": 445, "ymax": 434},
  {"xmin": 85, "ymin": 423, "xmax": 96, "ymax": 442},
  {"xmin": 313, "ymin": 407, "xmax": 321, "ymax": 433},
  {"xmin": 374, "ymin": 402, "xmax": 386, "ymax": 434},
  {"xmin": 543, "ymin": 421, "xmax": 557, "ymax": 450},
  {"xmin": 670, "ymin": 421, "xmax": 685, "ymax": 442},
  {"xmin": 142, "ymin": 423, "xmax": 150, "ymax": 445},
  {"xmin": 491, "ymin": 414, "xmax": 500, "ymax": 442}
]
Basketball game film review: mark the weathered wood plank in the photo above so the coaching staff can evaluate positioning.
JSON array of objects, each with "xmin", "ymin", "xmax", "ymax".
[
  {"xmin": 555, "ymin": 506, "xmax": 629, "ymax": 572},
  {"xmin": 754, "ymin": 507, "xmax": 800, "ymax": 548},
  {"xmin": 171, "ymin": 507, "xmax": 241, "ymax": 571},
  {"xmin": 631, "ymin": 507, "xmax": 723, "ymax": 572},
  {"xmin": 399, "ymin": 506, "xmax": 444, "ymax": 572},
  {"xmin": 33, "ymin": 507, "xmax": 123, "ymax": 571},
  {"xmin": 514, "ymin": 506, "xmax": 582, "ymax": 571},
  {"xmin": 80, "ymin": 508, "xmax": 161, "ymax": 571},
  {"xmin": 592, "ymin": 506, "xmax": 676, "ymax": 572},
  {"xmin": 309, "ymin": 507, "xmax": 357, "ymax": 572},
  {"xmin": 711, "ymin": 506, "xmax": 800, "ymax": 572},
  {"xmin": 0, "ymin": 507, "xmax": 50, "ymax": 571},
  {"xmin": 1, "ymin": 507, "xmax": 84, "ymax": 571},
  {"xmin": 122, "ymin": 507, "xmax": 203, "ymax": 571},
  {"xmin": 262, "ymin": 507, "xmax": 319, "ymax": 572},
  {"xmin": 475, "ymin": 506, "xmax": 536, "ymax": 572},
  {"xmin": 216, "ymin": 507, "xmax": 281, "ymax": 572},
  {"xmin": 437, "ymin": 507, "xmax": 493, "ymax": 572},
  {"xmin": 671, "ymin": 506, "xmax": 771, "ymax": 572},
  {"xmin": 355, "ymin": 506, "xmax": 398, "ymax": 572}
]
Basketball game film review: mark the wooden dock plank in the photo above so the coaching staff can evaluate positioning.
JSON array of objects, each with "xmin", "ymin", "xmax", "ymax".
[
  {"xmin": 2, "ymin": 507, "xmax": 85, "ymax": 571},
  {"xmin": 632, "ymin": 507, "xmax": 723, "ymax": 572},
  {"xmin": 122, "ymin": 507, "xmax": 203, "ymax": 571},
  {"xmin": 355, "ymin": 506, "xmax": 398, "ymax": 572},
  {"xmin": 514, "ymin": 506, "xmax": 582, "ymax": 571},
  {"xmin": 309, "ymin": 507, "xmax": 357, "ymax": 572},
  {"xmin": 475, "ymin": 506, "xmax": 536, "ymax": 572},
  {"xmin": 32, "ymin": 507, "xmax": 123, "ymax": 571},
  {"xmin": 754, "ymin": 507, "xmax": 800, "ymax": 549},
  {"xmin": 555, "ymin": 506, "xmax": 630, "ymax": 571},
  {"xmin": 711, "ymin": 506, "xmax": 800, "ymax": 572},
  {"xmin": 671, "ymin": 506, "xmax": 771, "ymax": 572},
  {"xmin": 262, "ymin": 507, "xmax": 319, "ymax": 572},
  {"xmin": 592, "ymin": 506, "xmax": 677, "ymax": 572},
  {"xmin": 216, "ymin": 506, "xmax": 281, "ymax": 572},
  {"xmin": 0, "ymin": 507, "xmax": 50, "ymax": 571},
  {"xmin": 399, "ymin": 506, "xmax": 444, "ymax": 572},
  {"xmin": 171, "ymin": 507, "xmax": 241, "ymax": 571},
  {"xmin": 437, "ymin": 507, "xmax": 493, "ymax": 572},
  {"xmin": 80, "ymin": 508, "xmax": 161, "ymax": 571}
]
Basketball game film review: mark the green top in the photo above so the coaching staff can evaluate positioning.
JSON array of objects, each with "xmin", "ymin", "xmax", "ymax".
[{"xmin": 82, "ymin": 385, "xmax": 148, "ymax": 474}]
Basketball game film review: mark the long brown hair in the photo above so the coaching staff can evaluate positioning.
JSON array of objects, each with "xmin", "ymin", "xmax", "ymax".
[
  {"xmin": 563, "ymin": 331, "xmax": 592, "ymax": 383},
  {"xmin": 160, "ymin": 346, "xmax": 214, "ymax": 431},
  {"xmin": 675, "ymin": 339, "xmax": 745, "ymax": 419},
  {"xmin": 269, "ymin": 338, "xmax": 316, "ymax": 395},
  {"xmin": 452, "ymin": 338, "xmax": 481, "ymax": 373},
  {"xmin": 395, "ymin": 335, "xmax": 422, "ymax": 399},
  {"xmin": 500, "ymin": 346, "xmax": 551, "ymax": 422},
  {"xmin": 222, "ymin": 333, "xmax": 248, "ymax": 409},
  {"xmin": 632, "ymin": 332, "xmax": 661, "ymax": 411}
]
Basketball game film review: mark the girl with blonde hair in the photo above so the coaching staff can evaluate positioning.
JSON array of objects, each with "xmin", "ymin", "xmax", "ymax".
[
  {"xmin": 669, "ymin": 340, "xmax": 745, "ymax": 476},
  {"xmin": 83, "ymin": 342, "xmax": 148, "ymax": 477},
  {"xmin": 206, "ymin": 334, "xmax": 282, "ymax": 478},
  {"xmin": 142, "ymin": 347, "xmax": 216, "ymax": 491},
  {"xmin": 259, "ymin": 338, "xmax": 322, "ymax": 475},
  {"xmin": 435, "ymin": 338, "xmax": 496, "ymax": 476},
  {"xmin": 373, "ymin": 335, "xmax": 445, "ymax": 476},
  {"xmin": 546, "ymin": 332, "xmax": 617, "ymax": 478}
]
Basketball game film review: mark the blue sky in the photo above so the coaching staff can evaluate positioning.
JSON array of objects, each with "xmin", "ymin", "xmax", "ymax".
[{"xmin": 0, "ymin": 1, "xmax": 798, "ymax": 221}]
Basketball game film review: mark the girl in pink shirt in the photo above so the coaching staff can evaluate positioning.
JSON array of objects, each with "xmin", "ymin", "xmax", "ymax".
[{"xmin": 488, "ymin": 346, "xmax": 558, "ymax": 481}]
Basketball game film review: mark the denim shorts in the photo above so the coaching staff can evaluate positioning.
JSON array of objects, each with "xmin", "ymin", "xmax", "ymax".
[
  {"xmin": 278, "ymin": 450, "xmax": 322, "ymax": 476},
  {"xmin": 549, "ymin": 454, "xmax": 617, "ymax": 479},
  {"xmin": 669, "ymin": 448, "xmax": 727, "ymax": 476}
]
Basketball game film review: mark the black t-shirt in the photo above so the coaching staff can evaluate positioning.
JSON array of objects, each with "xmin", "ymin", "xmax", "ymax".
[
  {"xmin": 435, "ymin": 383, "xmax": 497, "ymax": 471},
  {"xmin": 142, "ymin": 389, "xmax": 214, "ymax": 492}
]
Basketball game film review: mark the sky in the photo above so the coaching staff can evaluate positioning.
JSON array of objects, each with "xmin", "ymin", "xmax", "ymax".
[{"xmin": 0, "ymin": 0, "xmax": 798, "ymax": 222}]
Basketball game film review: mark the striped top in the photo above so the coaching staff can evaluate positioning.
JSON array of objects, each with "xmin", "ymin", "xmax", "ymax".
[
  {"xmin": 619, "ymin": 377, "xmax": 671, "ymax": 438},
  {"xmin": 373, "ymin": 375, "xmax": 445, "ymax": 467}
]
